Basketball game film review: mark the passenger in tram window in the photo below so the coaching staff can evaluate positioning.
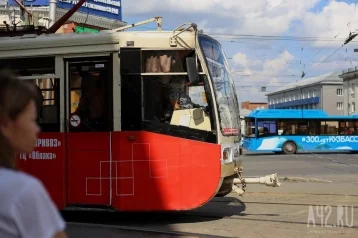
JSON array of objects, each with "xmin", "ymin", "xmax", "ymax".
[
  {"xmin": 0, "ymin": 70, "xmax": 68, "ymax": 238},
  {"xmin": 166, "ymin": 76, "xmax": 200, "ymax": 110},
  {"xmin": 160, "ymin": 76, "xmax": 200, "ymax": 122}
]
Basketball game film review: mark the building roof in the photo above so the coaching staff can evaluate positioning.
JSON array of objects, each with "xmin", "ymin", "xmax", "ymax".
[
  {"xmin": 240, "ymin": 108, "xmax": 252, "ymax": 117},
  {"xmin": 246, "ymin": 109, "xmax": 358, "ymax": 119},
  {"xmin": 339, "ymin": 66, "xmax": 358, "ymax": 80},
  {"xmin": 266, "ymin": 71, "xmax": 342, "ymax": 96}
]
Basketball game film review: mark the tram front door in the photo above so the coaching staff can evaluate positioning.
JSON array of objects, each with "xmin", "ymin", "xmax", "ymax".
[{"xmin": 65, "ymin": 57, "xmax": 113, "ymax": 206}]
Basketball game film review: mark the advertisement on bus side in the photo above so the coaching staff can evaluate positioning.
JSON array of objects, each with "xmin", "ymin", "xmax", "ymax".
[{"xmin": 242, "ymin": 135, "xmax": 358, "ymax": 152}]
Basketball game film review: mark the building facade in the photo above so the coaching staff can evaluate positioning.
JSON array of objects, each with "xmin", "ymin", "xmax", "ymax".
[
  {"xmin": 241, "ymin": 101, "xmax": 267, "ymax": 110},
  {"xmin": 239, "ymin": 108, "xmax": 252, "ymax": 136},
  {"xmin": 339, "ymin": 66, "xmax": 358, "ymax": 115},
  {"xmin": 266, "ymin": 72, "xmax": 344, "ymax": 115},
  {"xmin": 0, "ymin": 0, "xmax": 125, "ymax": 33}
]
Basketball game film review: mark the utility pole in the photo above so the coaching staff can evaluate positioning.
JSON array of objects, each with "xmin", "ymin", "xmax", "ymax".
[{"xmin": 48, "ymin": 0, "xmax": 57, "ymax": 27}]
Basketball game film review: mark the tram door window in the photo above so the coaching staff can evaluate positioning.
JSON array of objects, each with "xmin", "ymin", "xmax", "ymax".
[{"xmin": 68, "ymin": 59, "xmax": 112, "ymax": 132}]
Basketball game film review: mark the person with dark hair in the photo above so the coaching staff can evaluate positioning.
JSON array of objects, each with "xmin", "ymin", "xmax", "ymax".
[
  {"xmin": 0, "ymin": 70, "xmax": 67, "ymax": 238},
  {"xmin": 17, "ymin": 69, "xmax": 44, "ymax": 121}
]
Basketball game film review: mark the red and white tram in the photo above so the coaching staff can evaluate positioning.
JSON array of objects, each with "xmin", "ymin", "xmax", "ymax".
[{"xmin": 0, "ymin": 18, "xmax": 247, "ymax": 211}]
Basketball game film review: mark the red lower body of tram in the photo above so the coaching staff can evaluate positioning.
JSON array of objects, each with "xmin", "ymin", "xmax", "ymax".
[{"xmin": 17, "ymin": 131, "xmax": 222, "ymax": 211}]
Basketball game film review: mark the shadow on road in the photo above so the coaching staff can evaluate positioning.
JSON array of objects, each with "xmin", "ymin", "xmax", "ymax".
[{"xmin": 61, "ymin": 196, "xmax": 249, "ymax": 226}]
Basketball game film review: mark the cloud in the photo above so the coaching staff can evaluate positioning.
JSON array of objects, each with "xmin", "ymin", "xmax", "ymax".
[
  {"xmin": 123, "ymin": 0, "xmax": 320, "ymax": 35},
  {"xmin": 121, "ymin": 0, "xmax": 358, "ymax": 105},
  {"xmin": 232, "ymin": 50, "xmax": 296, "ymax": 104},
  {"xmin": 296, "ymin": 0, "xmax": 358, "ymax": 47}
]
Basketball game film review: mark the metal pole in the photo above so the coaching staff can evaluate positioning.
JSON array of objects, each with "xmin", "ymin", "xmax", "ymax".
[
  {"xmin": 47, "ymin": 0, "xmax": 86, "ymax": 33},
  {"xmin": 49, "ymin": 0, "xmax": 57, "ymax": 27}
]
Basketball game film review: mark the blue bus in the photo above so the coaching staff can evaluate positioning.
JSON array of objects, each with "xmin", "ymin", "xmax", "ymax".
[{"xmin": 242, "ymin": 109, "xmax": 358, "ymax": 154}]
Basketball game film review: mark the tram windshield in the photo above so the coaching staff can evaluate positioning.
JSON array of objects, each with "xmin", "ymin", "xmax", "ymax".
[{"xmin": 199, "ymin": 35, "xmax": 240, "ymax": 136}]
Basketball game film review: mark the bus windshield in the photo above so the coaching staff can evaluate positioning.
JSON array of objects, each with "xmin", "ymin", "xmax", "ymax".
[{"xmin": 199, "ymin": 35, "xmax": 240, "ymax": 136}]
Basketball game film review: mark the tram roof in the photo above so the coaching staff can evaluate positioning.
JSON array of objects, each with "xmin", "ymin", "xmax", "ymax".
[
  {"xmin": 246, "ymin": 109, "xmax": 358, "ymax": 120},
  {"xmin": 0, "ymin": 30, "xmax": 198, "ymax": 58}
]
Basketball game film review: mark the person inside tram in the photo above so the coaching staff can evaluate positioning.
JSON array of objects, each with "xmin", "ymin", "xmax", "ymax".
[
  {"xmin": 161, "ymin": 76, "xmax": 201, "ymax": 122},
  {"xmin": 144, "ymin": 50, "xmax": 203, "ymax": 122},
  {"xmin": 75, "ymin": 71, "xmax": 106, "ymax": 130},
  {"xmin": 0, "ymin": 70, "xmax": 67, "ymax": 238}
]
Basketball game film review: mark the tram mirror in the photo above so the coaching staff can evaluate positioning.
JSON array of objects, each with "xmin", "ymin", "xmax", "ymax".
[{"xmin": 186, "ymin": 57, "xmax": 199, "ymax": 85}]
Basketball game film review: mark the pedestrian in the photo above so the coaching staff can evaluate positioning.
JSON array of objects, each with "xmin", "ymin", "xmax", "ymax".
[{"xmin": 0, "ymin": 70, "xmax": 67, "ymax": 238}]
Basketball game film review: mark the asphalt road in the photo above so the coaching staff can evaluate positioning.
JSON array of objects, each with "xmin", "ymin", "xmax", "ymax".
[
  {"xmin": 64, "ymin": 153, "xmax": 358, "ymax": 238},
  {"xmin": 242, "ymin": 152, "xmax": 358, "ymax": 195}
]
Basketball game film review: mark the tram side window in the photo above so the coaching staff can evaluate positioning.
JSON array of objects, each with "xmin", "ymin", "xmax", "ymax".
[
  {"xmin": 0, "ymin": 56, "xmax": 58, "ymax": 131},
  {"xmin": 320, "ymin": 121, "xmax": 339, "ymax": 135},
  {"xmin": 142, "ymin": 75, "xmax": 209, "ymax": 125},
  {"xmin": 142, "ymin": 50, "xmax": 211, "ymax": 131},
  {"xmin": 142, "ymin": 50, "xmax": 202, "ymax": 73},
  {"xmin": 120, "ymin": 48, "xmax": 142, "ymax": 131},
  {"xmin": 26, "ymin": 78, "xmax": 60, "ymax": 132}
]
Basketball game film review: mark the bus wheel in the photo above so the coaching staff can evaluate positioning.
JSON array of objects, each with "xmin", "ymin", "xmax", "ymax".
[{"xmin": 282, "ymin": 142, "xmax": 296, "ymax": 155}]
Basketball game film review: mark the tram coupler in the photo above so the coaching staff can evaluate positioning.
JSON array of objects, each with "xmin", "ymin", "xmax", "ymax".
[
  {"xmin": 233, "ymin": 173, "xmax": 281, "ymax": 187},
  {"xmin": 232, "ymin": 184, "xmax": 245, "ymax": 196}
]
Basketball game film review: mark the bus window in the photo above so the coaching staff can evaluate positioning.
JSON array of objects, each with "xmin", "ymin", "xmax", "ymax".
[
  {"xmin": 298, "ymin": 121, "xmax": 308, "ymax": 135},
  {"xmin": 278, "ymin": 120, "xmax": 297, "ymax": 135},
  {"xmin": 339, "ymin": 121, "xmax": 353, "ymax": 134},
  {"xmin": 348, "ymin": 121, "xmax": 358, "ymax": 134},
  {"xmin": 308, "ymin": 120, "xmax": 320, "ymax": 135},
  {"xmin": 257, "ymin": 120, "xmax": 276, "ymax": 137},
  {"xmin": 321, "ymin": 121, "xmax": 339, "ymax": 135},
  {"xmin": 245, "ymin": 119, "xmax": 255, "ymax": 137}
]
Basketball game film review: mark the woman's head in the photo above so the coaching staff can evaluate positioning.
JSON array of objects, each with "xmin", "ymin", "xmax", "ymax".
[{"xmin": 0, "ymin": 70, "xmax": 40, "ymax": 169}]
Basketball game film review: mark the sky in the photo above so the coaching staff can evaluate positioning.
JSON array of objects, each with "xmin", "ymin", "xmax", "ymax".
[{"xmin": 121, "ymin": 0, "xmax": 358, "ymax": 106}]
